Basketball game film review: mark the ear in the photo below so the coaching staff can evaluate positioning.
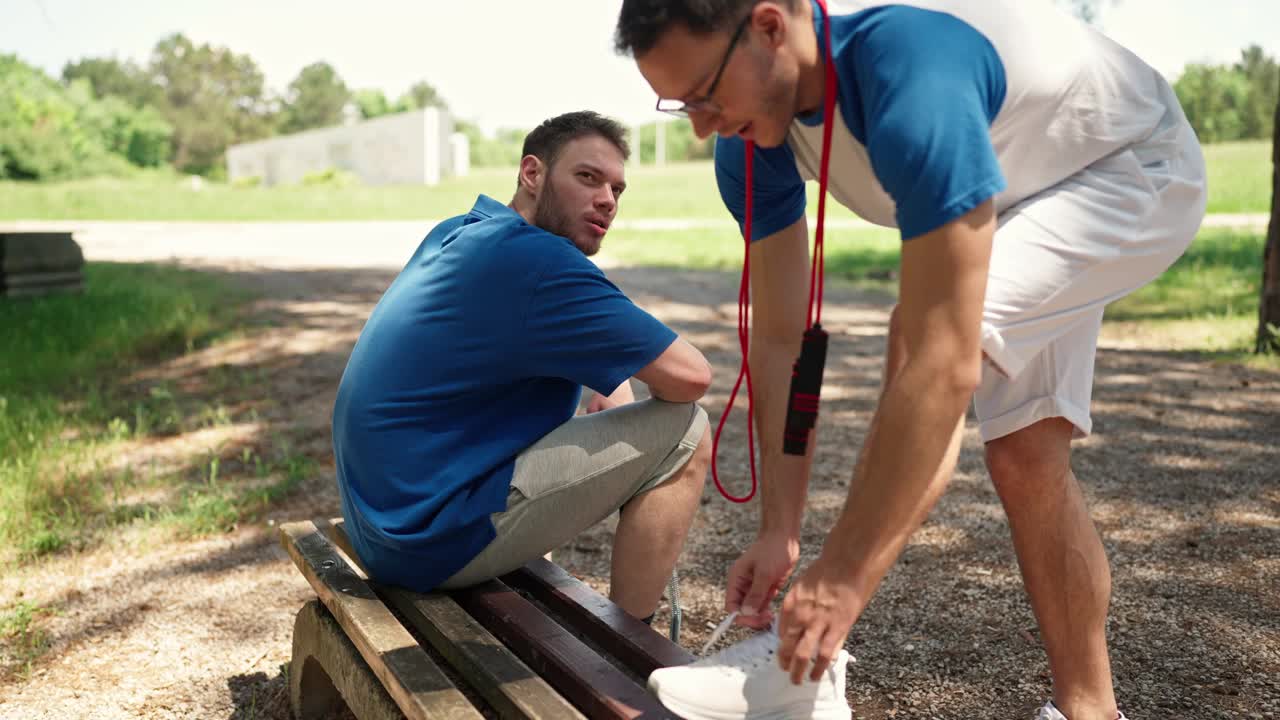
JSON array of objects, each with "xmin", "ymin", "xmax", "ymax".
[
  {"xmin": 517, "ymin": 155, "xmax": 544, "ymax": 196},
  {"xmin": 750, "ymin": 1, "xmax": 791, "ymax": 51}
]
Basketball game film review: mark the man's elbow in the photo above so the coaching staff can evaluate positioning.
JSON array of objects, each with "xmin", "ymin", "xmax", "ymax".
[
  {"xmin": 672, "ymin": 358, "xmax": 714, "ymax": 402},
  {"xmin": 930, "ymin": 354, "xmax": 983, "ymax": 406},
  {"xmin": 655, "ymin": 358, "xmax": 712, "ymax": 403}
]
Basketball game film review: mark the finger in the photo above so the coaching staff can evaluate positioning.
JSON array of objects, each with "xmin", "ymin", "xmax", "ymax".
[
  {"xmin": 775, "ymin": 597, "xmax": 801, "ymax": 670},
  {"xmin": 735, "ymin": 608, "xmax": 772, "ymax": 629},
  {"xmin": 740, "ymin": 573, "xmax": 777, "ymax": 619},
  {"xmin": 808, "ymin": 628, "xmax": 840, "ymax": 682},
  {"xmin": 789, "ymin": 623, "xmax": 825, "ymax": 685},
  {"xmin": 724, "ymin": 560, "xmax": 753, "ymax": 612}
]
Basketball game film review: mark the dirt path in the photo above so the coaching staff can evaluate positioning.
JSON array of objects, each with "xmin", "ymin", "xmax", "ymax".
[{"xmin": 1, "ymin": 258, "xmax": 1277, "ymax": 720}]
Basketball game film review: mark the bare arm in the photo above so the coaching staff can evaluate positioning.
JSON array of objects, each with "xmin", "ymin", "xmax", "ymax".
[
  {"xmin": 633, "ymin": 336, "xmax": 712, "ymax": 403},
  {"xmin": 776, "ymin": 201, "xmax": 995, "ymax": 681},
  {"xmin": 724, "ymin": 217, "xmax": 822, "ymax": 623},
  {"xmin": 824, "ymin": 201, "xmax": 993, "ymax": 601},
  {"xmin": 747, "ymin": 217, "xmax": 818, "ymax": 539}
]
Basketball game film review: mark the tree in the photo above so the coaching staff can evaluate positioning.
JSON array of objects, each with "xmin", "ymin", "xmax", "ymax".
[
  {"xmin": 147, "ymin": 33, "xmax": 276, "ymax": 174},
  {"xmin": 1235, "ymin": 45, "xmax": 1280, "ymax": 141},
  {"xmin": 1175, "ymin": 64, "xmax": 1253, "ymax": 142},
  {"xmin": 1258, "ymin": 80, "xmax": 1280, "ymax": 353},
  {"xmin": 396, "ymin": 80, "xmax": 447, "ymax": 112},
  {"xmin": 281, "ymin": 61, "xmax": 351, "ymax": 133},
  {"xmin": 353, "ymin": 88, "xmax": 392, "ymax": 119},
  {"xmin": 61, "ymin": 57, "xmax": 162, "ymax": 108}
]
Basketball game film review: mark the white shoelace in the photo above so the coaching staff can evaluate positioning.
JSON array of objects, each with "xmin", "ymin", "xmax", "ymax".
[{"xmin": 699, "ymin": 611, "xmax": 741, "ymax": 656}]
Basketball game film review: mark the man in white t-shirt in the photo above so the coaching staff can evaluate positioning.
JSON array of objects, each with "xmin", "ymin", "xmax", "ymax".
[{"xmin": 616, "ymin": 1, "xmax": 1206, "ymax": 718}]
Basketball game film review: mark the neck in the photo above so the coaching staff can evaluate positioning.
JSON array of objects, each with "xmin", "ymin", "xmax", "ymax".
[
  {"xmin": 794, "ymin": 0, "xmax": 827, "ymax": 116},
  {"xmin": 509, "ymin": 192, "xmax": 536, "ymax": 225}
]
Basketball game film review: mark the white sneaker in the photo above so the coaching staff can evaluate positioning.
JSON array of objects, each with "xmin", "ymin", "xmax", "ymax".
[
  {"xmin": 648, "ymin": 626, "xmax": 852, "ymax": 720},
  {"xmin": 1036, "ymin": 700, "xmax": 1129, "ymax": 720}
]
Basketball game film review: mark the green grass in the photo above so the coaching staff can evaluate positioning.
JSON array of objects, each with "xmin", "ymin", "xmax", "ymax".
[
  {"xmin": 5, "ymin": 139, "xmax": 1265, "ymax": 221},
  {"xmin": 0, "ymin": 600, "xmax": 54, "ymax": 678},
  {"xmin": 0, "ymin": 263, "xmax": 235, "ymax": 393},
  {"xmin": 602, "ymin": 223, "xmax": 901, "ymax": 281},
  {"xmin": 1204, "ymin": 141, "xmax": 1273, "ymax": 214},
  {"xmin": 1105, "ymin": 229, "xmax": 1264, "ymax": 321},
  {"xmin": 0, "ymin": 262, "xmax": 319, "ymax": 561},
  {"xmin": 605, "ymin": 226, "xmax": 1273, "ymax": 358}
]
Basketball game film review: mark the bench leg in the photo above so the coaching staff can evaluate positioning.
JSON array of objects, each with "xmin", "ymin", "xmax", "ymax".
[{"xmin": 290, "ymin": 599, "xmax": 405, "ymax": 720}]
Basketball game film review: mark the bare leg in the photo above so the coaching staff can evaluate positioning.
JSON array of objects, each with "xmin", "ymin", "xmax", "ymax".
[
  {"xmin": 609, "ymin": 426, "xmax": 711, "ymax": 618},
  {"xmin": 985, "ymin": 417, "xmax": 1118, "ymax": 720}
]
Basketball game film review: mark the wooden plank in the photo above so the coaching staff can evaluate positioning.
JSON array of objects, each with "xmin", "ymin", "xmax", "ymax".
[
  {"xmin": 318, "ymin": 517, "xmax": 365, "ymax": 573},
  {"xmin": 504, "ymin": 560, "xmax": 696, "ymax": 676},
  {"xmin": 278, "ymin": 521, "xmax": 483, "ymax": 720},
  {"xmin": 452, "ymin": 579, "xmax": 681, "ymax": 720},
  {"xmin": 316, "ymin": 518, "xmax": 585, "ymax": 720}
]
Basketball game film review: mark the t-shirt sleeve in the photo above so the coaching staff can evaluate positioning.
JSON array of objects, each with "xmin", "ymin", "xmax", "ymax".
[
  {"xmin": 849, "ymin": 7, "xmax": 1008, "ymax": 239},
  {"xmin": 521, "ymin": 253, "xmax": 678, "ymax": 396},
  {"xmin": 714, "ymin": 136, "xmax": 807, "ymax": 242}
]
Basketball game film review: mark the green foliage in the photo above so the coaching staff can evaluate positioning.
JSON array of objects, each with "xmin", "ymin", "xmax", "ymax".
[
  {"xmin": 1175, "ymin": 45, "xmax": 1278, "ymax": 143},
  {"xmin": 0, "ymin": 55, "xmax": 149, "ymax": 180},
  {"xmin": 397, "ymin": 80, "xmax": 447, "ymax": 111},
  {"xmin": 1235, "ymin": 45, "xmax": 1280, "ymax": 140},
  {"xmin": 149, "ymin": 33, "xmax": 277, "ymax": 175},
  {"xmin": 634, "ymin": 119, "xmax": 714, "ymax": 164},
  {"xmin": 281, "ymin": 61, "xmax": 350, "ymax": 133},
  {"xmin": 456, "ymin": 120, "xmax": 527, "ymax": 168},
  {"xmin": 61, "ymin": 56, "xmax": 162, "ymax": 108},
  {"xmin": 353, "ymin": 88, "xmax": 393, "ymax": 119},
  {"xmin": 74, "ymin": 91, "xmax": 173, "ymax": 168}
]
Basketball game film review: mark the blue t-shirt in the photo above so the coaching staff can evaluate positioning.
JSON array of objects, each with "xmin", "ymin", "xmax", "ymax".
[
  {"xmin": 716, "ymin": 1, "xmax": 1008, "ymax": 241},
  {"xmin": 332, "ymin": 195, "xmax": 677, "ymax": 591},
  {"xmin": 716, "ymin": 1, "xmax": 1179, "ymax": 241}
]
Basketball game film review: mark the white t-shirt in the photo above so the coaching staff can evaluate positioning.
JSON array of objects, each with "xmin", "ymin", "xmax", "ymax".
[{"xmin": 716, "ymin": 0, "xmax": 1183, "ymax": 240}]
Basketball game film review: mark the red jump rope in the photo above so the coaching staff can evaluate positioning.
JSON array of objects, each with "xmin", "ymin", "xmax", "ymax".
[{"xmin": 710, "ymin": 0, "xmax": 838, "ymax": 503}]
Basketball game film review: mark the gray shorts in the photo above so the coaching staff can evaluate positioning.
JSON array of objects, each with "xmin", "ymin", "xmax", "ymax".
[{"xmin": 437, "ymin": 398, "xmax": 709, "ymax": 589}]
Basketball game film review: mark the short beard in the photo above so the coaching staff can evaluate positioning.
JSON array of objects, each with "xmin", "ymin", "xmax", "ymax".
[{"xmin": 532, "ymin": 174, "xmax": 595, "ymax": 254}]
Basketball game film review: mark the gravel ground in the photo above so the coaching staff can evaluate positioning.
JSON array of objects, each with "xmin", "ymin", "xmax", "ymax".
[{"xmin": 0, "ymin": 257, "xmax": 1276, "ymax": 720}]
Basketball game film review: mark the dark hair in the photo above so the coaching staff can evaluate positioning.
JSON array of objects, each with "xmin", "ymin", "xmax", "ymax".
[
  {"xmin": 615, "ymin": 0, "xmax": 792, "ymax": 56},
  {"xmin": 521, "ymin": 111, "xmax": 631, "ymax": 171}
]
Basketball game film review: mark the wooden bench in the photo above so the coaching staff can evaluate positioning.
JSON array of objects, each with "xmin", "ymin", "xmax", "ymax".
[{"xmin": 279, "ymin": 518, "xmax": 695, "ymax": 719}]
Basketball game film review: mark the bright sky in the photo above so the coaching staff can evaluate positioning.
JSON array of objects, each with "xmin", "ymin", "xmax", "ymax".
[{"xmin": 3, "ymin": 0, "xmax": 1278, "ymax": 134}]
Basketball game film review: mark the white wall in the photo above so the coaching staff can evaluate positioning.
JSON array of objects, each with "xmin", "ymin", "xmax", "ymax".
[{"xmin": 226, "ymin": 108, "xmax": 464, "ymax": 187}]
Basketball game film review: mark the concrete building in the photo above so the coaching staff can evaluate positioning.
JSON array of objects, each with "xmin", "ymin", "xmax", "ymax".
[{"xmin": 226, "ymin": 108, "xmax": 466, "ymax": 187}]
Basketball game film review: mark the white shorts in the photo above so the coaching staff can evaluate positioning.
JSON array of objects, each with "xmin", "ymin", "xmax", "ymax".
[{"xmin": 974, "ymin": 98, "xmax": 1207, "ymax": 442}]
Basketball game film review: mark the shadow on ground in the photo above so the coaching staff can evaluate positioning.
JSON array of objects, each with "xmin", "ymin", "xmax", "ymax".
[{"xmin": 2, "ymin": 261, "xmax": 1276, "ymax": 720}]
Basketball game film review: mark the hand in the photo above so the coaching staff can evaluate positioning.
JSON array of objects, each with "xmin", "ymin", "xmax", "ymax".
[
  {"xmin": 776, "ymin": 553, "xmax": 865, "ymax": 684},
  {"xmin": 725, "ymin": 533, "xmax": 800, "ymax": 629},
  {"xmin": 585, "ymin": 392, "xmax": 619, "ymax": 414}
]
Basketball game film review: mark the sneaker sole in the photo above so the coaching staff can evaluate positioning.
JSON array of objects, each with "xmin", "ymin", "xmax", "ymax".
[{"xmin": 651, "ymin": 687, "xmax": 852, "ymax": 720}]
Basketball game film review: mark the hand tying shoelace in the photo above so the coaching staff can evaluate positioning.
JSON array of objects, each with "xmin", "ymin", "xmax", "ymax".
[
  {"xmin": 648, "ymin": 610, "xmax": 853, "ymax": 720},
  {"xmin": 699, "ymin": 610, "xmax": 741, "ymax": 656}
]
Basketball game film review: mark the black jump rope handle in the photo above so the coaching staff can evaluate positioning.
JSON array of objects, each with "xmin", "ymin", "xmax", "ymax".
[{"xmin": 783, "ymin": 324, "xmax": 829, "ymax": 455}]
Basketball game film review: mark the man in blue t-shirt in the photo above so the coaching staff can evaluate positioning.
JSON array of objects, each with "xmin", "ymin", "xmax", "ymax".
[
  {"xmin": 332, "ymin": 111, "xmax": 713, "ymax": 623},
  {"xmin": 617, "ymin": 2, "xmax": 1206, "ymax": 719}
]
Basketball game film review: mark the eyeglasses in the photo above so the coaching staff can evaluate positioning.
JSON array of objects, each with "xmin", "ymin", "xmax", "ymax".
[{"xmin": 655, "ymin": 13, "xmax": 751, "ymax": 118}]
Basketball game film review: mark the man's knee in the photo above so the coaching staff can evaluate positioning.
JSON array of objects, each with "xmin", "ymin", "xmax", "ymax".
[
  {"xmin": 671, "ymin": 409, "xmax": 710, "ymax": 490},
  {"xmin": 985, "ymin": 416, "xmax": 1075, "ymax": 492}
]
